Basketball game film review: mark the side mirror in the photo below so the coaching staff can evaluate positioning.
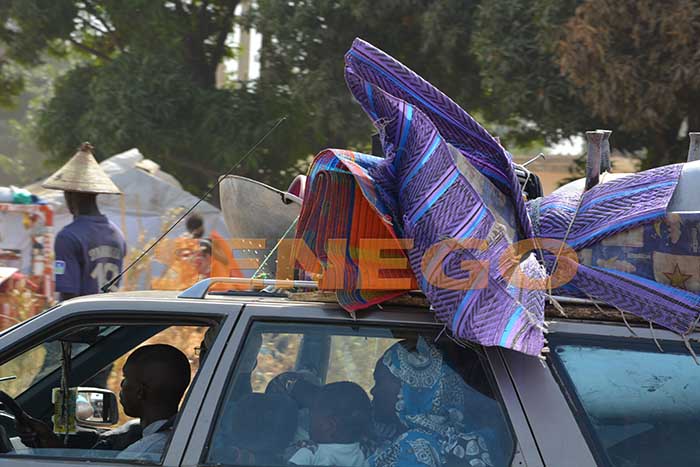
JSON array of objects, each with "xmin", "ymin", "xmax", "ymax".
[{"xmin": 75, "ymin": 387, "xmax": 119, "ymax": 427}]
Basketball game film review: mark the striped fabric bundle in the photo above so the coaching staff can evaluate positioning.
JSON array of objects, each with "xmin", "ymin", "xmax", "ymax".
[
  {"xmin": 298, "ymin": 39, "xmax": 547, "ymax": 355},
  {"xmin": 530, "ymin": 164, "xmax": 682, "ymax": 250},
  {"xmin": 296, "ymin": 38, "xmax": 699, "ymax": 355},
  {"xmin": 296, "ymin": 149, "xmax": 416, "ymax": 309},
  {"xmin": 530, "ymin": 165, "xmax": 700, "ymax": 335}
]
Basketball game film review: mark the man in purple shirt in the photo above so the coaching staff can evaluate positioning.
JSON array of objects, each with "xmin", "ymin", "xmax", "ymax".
[
  {"xmin": 53, "ymin": 198, "xmax": 126, "ymax": 299},
  {"xmin": 40, "ymin": 142, "xmax": 125, "ymax": 388},
  {"xmin": 43, "ymin": 142, "xmax": 125, "ymax": 300}
]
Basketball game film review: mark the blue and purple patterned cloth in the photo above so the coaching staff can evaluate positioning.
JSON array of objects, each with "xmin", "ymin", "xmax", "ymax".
[
  {"xmin": 370, "ymin": 338, "xmax": 497, "ymax": 467},
  {"xmin": 295, "ymin": 38, "xmax": 700, "ymax": 356},
  {"xmin": 531, "ymin": 168, "xmax": 700, "ymax": 335}
]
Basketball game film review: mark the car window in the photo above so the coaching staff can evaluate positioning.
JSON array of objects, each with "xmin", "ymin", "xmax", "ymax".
[
  {"xmin": 204, "ymin": 322, "xmax": 516, "ymax": 467},
  {"xmin": 326, "ymin": 335, "xmax": 399, "ymax": 393},
  {"xmin": 0, "ymin": 326, "xmax": 118, "ymax": 398},
  {"xmin": 1, "ymin": 322, "xmax": 211, "ymax": 465},
  {"xmin": 549, "ymin": 334, "xmax": 700, "ymax": 467},
  {"xmin": 251, "ymin": 332, "xmax": 303, "ymax": 392}
]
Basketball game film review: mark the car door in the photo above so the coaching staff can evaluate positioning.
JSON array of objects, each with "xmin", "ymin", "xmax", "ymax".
[
  {"xmin": 179, "ymin": 301, "xmax": 543, "ymax": 467},
  {"xmin": 502, "ymin": 319, "xmax": 700, "ymax": 467},
  {"xmin": 0, "ymin": 297, "xmax": 242, "ymax": 467}
]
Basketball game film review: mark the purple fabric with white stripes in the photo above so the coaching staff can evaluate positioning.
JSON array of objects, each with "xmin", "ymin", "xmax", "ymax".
[
  {"xmin": 296, "ymin": 38, "xmax": 698, "ymax": 356},
  {"xmin": 345, "ymin": 39, "xmax": 533, "ymax": 240},
  {"xmin": 343, "ymin": 40, "xmax": 547, "ymax": 354},
  {"xmin": 533, "ymin": 164, "xmax": 682, "ymax": 250},
  {"xmin": 530, "ymin": 165, "xmax": 700, "ymax": 334}
]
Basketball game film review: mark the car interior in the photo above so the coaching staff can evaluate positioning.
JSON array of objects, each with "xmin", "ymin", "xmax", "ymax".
[
  {"xmin": 205, "ymin": 321, "xmax": 516, "ymax": 467},
  {"xmin": 0, "ymin": 316, "xmax": 217, "ymax": 461}
]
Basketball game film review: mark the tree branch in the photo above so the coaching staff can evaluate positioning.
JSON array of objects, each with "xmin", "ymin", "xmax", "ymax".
[
  {"xmin": 80, "ymin": 18, "xmax": 110, "ymax": 37},
  {"xmin": 197, "ymin": 0, "xmax": 211, "ymax": 55},
  {"xmin": 173, "ymin": 0, "xmax": 189, "ymax": 17},
  {"xmin": 82, "ymin": 1, "xmax": 115, "ymax": 33},
  {"xmin": 199, "ymin": 0, "xmax": 211, "ymax": 33},
  {"xmin": 68, "ymin": 37, "xmax": 112, "ymax": 61},
  {"xmin": 81, "ymin": 1, "xmax": 124, "ymax": 51}
]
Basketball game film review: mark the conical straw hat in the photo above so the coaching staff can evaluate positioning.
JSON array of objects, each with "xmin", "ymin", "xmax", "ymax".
[{"xmin": 42, "ymin": 142, "xmax": 122, "ymax": 195}]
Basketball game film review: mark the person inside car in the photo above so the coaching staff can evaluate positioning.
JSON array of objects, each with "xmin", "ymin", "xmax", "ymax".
[
  {"xmin": 215, "ymin": 392, "xmax": 298, "ymax": 465},
  {"xmin": 16, "ymin": 344, "xmax": 190, "ymax": 461},
  {"xmin": 289, "ymin": 381, "xmax": 371, "ymax": 467},
  {"xmin": 115, "ymin": 344, "xmax": 191, "ymax": 460},
  {"xmin": 369, "ymin": 337, "xmax": 493, "ymax": 467}
]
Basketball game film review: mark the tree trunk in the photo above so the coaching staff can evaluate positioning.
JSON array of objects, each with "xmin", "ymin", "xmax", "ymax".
[{"xmin": 183, "ymin": 35, "xmax": 216, "ymax": 88}]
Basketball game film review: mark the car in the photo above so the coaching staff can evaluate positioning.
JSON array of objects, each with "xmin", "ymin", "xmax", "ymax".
[{"xmin": 0, "ymin": 277, "xmax": 697, "ymax": 467}]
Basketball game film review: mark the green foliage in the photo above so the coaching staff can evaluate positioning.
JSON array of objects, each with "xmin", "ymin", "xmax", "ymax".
[
  {"xmin": 255, "ymin": 0, "xmax": 488, "ymax": 157},
  {"xmin": 35, "ymin": 54, "xmax": 307, "ymax": 191},
  {"xmin": 0, "ymin": 65, "xmax": 24, "ymax": 109},
  {"xmin": 0, "ymin": 0, "xmax": 77, "ymax": 66},
  {"xmin": 2, "ymin": 0, "xmax": 697, "ymax": 195},
  {"xmin": 559, "ymin": 0, "xmax": 700, "ymax": 167},
  {"xmin": 0, "ymin": 57, "xmax": 67, "ymax": 186},
  {"xmin": 472, "ymin": 0, "xmax": 596, "ymax": 146}
]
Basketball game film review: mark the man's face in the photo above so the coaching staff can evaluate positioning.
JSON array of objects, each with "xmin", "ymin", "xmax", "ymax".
[
  {"xmin": 63, "ymin": 192, "xmax": 78, "ymax": 215},
  {"xmin": 119, "ymin": 363, "xmax": 142, "ymax": 418}
]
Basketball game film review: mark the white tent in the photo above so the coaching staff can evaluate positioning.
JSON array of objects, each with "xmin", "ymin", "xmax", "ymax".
[{"xmin": 25, "ymin": 149, "xmax": 229, "ymax": 287}]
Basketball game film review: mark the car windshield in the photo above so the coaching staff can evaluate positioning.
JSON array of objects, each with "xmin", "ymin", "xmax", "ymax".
[{"xmin": 549, "ymin": 334, "xmax": 700, "ymax": 467}]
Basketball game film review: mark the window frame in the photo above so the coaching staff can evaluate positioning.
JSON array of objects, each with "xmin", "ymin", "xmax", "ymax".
[
  {"xmin": 547, "ymin": 330, "xmax": 700, "ymax": 467},
  {"xmin": 182, "ymin": 301, "xmax": 539, "ymax": 467},
  {"xmin": 0, "ymin": 296, "xmax": 243, "ymax": 467},
  {"xmin": 510, "ymin": 319, "xmax": 700, "ymax": 467}
]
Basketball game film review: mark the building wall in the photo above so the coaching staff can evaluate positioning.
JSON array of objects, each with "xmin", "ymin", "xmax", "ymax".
[{"xmin": 512, "ymin": 154, "xmax": 640, "ymax": 194}]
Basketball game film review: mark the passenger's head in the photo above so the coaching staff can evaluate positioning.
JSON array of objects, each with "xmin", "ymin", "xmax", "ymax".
[
  {"xmin": 310, "ymin": 381, "xmax": 371, "ymax": 444},
  {"xmin": 370, "ymin": 353, "xmax": 402, "ymax": 425},
  {"xmin": 227, "ymin": 393, "xmax": 298, "ymax": 464},
  {"xmin": 185, "ymin": 213, "xmax": 205, "ymax": 238},
  {"xmin": 198, "ymin": 328, "xmax": 261, "ymax": 372},
  {"xmin": 197, "ymin": 327, "xmax": 217, "ymax": 366},
  {"xmin": 119, "ymin": 344, "xmax": 191, "ymax": 418},
  {"xmin": 371, "ymin": 337, "xmax": 466, "ymax": 428}
]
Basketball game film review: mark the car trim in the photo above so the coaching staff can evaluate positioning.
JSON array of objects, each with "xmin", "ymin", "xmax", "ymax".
[
  {"xmin": 502, "ymin": 343, "xmax": 598, "ymax": 465},
  {"xmin": 163, "ymin": 304, "xmax": 242, "ymax": 466},
  {"xmin": 487, "ymin": 347, "xmax": 544, "ymax": 467}
]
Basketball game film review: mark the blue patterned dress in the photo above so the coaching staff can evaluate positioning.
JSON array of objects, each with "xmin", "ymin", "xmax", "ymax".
[{"xmin": 369, "ymin": 339, "xmax": 494, "ymax": 467}]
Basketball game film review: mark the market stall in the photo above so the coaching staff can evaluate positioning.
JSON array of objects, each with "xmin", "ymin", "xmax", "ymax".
[{"xmin": 0, "ymin": 202, "xmax": 54, "ymax": 328}]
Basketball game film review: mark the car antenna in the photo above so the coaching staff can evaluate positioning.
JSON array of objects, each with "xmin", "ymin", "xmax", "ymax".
[{"xmin": 101, "ymin": 116, "xmax": 288, "ymax": 293}]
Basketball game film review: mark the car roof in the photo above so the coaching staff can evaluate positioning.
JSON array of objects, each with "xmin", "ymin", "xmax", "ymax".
[{"xmin": 58, "ymin": 287, "xmax": 640, "ymax": 325}]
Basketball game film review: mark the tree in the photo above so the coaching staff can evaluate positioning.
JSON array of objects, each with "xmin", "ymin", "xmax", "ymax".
[
  {"xmin": 471, "ymin": 0, "xmax": 608, "ymax": 147},
  {"xmin": 558, "ymin": 0, "xmax": 700, "ymax": 168},
  {"xmin": 0, "ymin": 58, "xmax": 66, "ymax": 186},
  {"xmin": 0, "ymin": 0, "xmax": 304, "ymax": 194},
  {"xmin": 255, "ymin": 0, "xmax": 489, "ymax": 154}
]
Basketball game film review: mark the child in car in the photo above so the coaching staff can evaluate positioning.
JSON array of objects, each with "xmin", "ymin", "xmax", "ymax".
[{"xmin": 289, "ymin": 381, "xmax": 371, "ymax": 467}]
